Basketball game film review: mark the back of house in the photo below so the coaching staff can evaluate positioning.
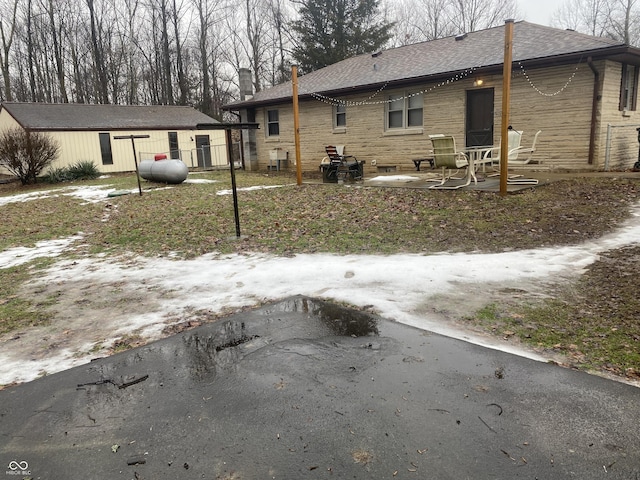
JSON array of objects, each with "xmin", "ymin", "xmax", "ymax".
[{"xmin": 224, "ymin": 21, "xmax": 640, "ymax": 175}]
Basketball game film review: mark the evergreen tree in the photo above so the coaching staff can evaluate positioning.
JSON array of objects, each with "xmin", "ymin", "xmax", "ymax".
[{"xmin": 291, "ymin": 0, "xmax": 394, "ymax": 73}]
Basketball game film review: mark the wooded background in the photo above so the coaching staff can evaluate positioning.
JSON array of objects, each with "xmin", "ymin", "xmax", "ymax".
[{"xmin": 0, "ymin": 0, "xmax": 636, "ymax": 120}]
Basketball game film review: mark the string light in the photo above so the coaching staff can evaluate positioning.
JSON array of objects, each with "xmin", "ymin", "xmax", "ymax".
[
  {"xmin": 302, "ymin": 53, "xmax": 583, "ymax": 106},
  {"xmin": 309, "ymin": 82, "xmax": 389, "ymax": 106},
  {"xmin": 304, "ymin": 66, "xmax": 480, "ymax": 106},
  {"xmin": 518, "ymin": 61, "xmax": 580, "ymax": 97}
]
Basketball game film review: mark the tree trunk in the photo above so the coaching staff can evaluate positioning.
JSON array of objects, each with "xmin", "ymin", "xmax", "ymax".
[
  {"xmin": 172, "ymin": 0, "xmax": 188, "ymax": 105},
  {"xmin": 46, "ymin": 0, "xmax": 69, "ymax": 102},
  {"xmin": 86, "ymin": 0, "xmax": 110, "ymax": 103},
  {"xmin": 196, "ymin": 0, "xmax": 212, "ymax": 115},
  {"xmin": 0, "ymin": 0, "xmax": 19, "ymax": 101},
  {"xmin": 159, "ymin": 0, "xmax": 174, "ymax": 104}
]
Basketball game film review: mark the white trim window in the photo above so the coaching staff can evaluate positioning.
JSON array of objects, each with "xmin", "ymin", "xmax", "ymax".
[
  {"xmin": 620, "ymin": 64, "xmax": 638, "ymax": 112},
  {"xmin": 386, "ymin": 92, "xmax": 423, "ymax": 130},
  {"xmin": 266, "ymin": 109, "xmax": 280, "ymax": 136},
  {"xmin": 334, "ymin": 103, "xmax": 346, "ymax": 128}
]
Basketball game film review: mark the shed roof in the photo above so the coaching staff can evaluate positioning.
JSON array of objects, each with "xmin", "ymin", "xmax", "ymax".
[
  {"xmin": 0, "ymin": 103, "xmax": 219, "ymax": 131},
  {"xmin": 226, "ymin": 21, "xmax": 640, "ymax": 109}
]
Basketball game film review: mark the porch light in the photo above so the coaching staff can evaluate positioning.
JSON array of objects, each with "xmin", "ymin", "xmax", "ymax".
[{"xmin": 474, "ymin": 79, "xmax": 484, "ymax": 87}]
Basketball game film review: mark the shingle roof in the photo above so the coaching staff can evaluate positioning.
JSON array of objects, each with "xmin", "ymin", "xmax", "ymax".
[
  {"xmin": 226, "ymin": 21, "xmax": 636, "ymax": 109},
  {"xmin": 0, "ymin": 103, "xmax": 219, "ymax": 131}
]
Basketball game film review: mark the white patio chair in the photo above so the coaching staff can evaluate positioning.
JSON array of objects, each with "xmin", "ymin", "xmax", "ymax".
[{"xmin": 483, "ymin": 130, "xmax": 541, "ymax": 185}]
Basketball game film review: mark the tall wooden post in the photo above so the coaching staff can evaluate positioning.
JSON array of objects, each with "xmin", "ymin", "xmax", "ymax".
[
  {"xmin": 292, "ymin": 65, "xmax": 302, "ymax": 186},
  {"xmin": 500, "ymin": 19, "xmax": 515, "ymax": 196}
]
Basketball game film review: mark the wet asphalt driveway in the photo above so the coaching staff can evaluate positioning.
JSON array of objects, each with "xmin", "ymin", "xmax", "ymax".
[{"xmin": 1, "ymin": 296, "xmax": 639, "ymax": 479}]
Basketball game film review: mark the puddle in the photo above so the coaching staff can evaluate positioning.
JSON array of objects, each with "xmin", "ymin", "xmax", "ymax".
[
  {"xmin": 263, "ymin": 296, "xmax": 380, "ymax": 337},
  {"xmin": 179, "ymin": 297, "xmax": 380, "ymax": 381},
  {"xmin": 183, "ymin": 321, "xmax": 259, "ymax": 380}
]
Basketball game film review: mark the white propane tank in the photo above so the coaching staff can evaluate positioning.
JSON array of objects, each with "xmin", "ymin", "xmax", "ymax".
[{"xmin": 138, "ymin": 159, "xmax": 188, "ymax": 184}]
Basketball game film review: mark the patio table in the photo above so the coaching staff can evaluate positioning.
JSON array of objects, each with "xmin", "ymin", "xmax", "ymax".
[{"xmin": 465, "ymin": 145, "xmax": 494, "ymax": 183}]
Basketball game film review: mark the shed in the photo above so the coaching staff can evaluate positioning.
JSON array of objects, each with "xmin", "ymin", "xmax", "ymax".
[{"xmin": 0, "ymin": 103, "xmax": 228, "ymax": 175}]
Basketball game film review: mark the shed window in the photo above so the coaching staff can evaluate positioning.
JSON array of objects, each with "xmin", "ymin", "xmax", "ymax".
[
  {"xmin": 266, "ymin": 109, "xmax": 279, "ymax": 136},
  {"xmin": 620, "ymin": 64, "xmax": 638, "ymax": 111},
  {"xmin": 386, "ymin": 92, "xmax": 423, "ymax": 129},
  {"xmin": 99, "ymin": 133, "xmax": 113, "ymax": 165},
  {"xmin": 168, "ymin": 131, "xmax": 179, "ymax": 158}
]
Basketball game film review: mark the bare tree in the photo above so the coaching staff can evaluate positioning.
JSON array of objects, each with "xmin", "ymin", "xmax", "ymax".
[
  {"xmin": 86, "ymin": 0, "xmax": 110, "ymax": 103},
  {"xmin": 171, "ymin": 0, "xmax": 190, "ymax": 105},
  {"xmin": 63, "ymin": 6, "xmax": 92, "ymax": 103},
  {"xmin": 386, "ymin": 0, "xmax": 513, "ymax": 46},
  {"xmin": 269, "ymin": 0, "xmax": 292, "ymax": 83},
  {"xmin": 40, "ymin": 0, "xmax": 69, "ymax": 102},
  {"xmin": 115, "ymin": 0, "xmax": 143, "ymax": 104},
  {"xmin": 0, "ymin": 127, "xmax": 60, "ymax": 185},
  {"xmin": 551, "ymin": 0, "xmax": 612, "ymax": 37},
  {"xmin": 0, "ymin": 0, "xmax": 19, "ymax": 100},
  {"xmin": 551, "ymin": 0, "xmax": 640, "ymax": 45},
  {"xmin": 608, "ymin": 0, "xmax": 640, "ymax": 43},
  {"xmin": 193, "ymin": 0, "xmax": 228, "ymax": 115},
  {"xmin": 245, "ymin": 0, "xmax": 266, "ymax": 92},
  {"xmin": 451, "ymin": 0, "xmax": 518, "ymax": 34}
]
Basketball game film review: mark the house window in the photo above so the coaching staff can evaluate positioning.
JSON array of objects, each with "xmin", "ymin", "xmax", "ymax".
[
  {"xmin": 99, "ymin": 133, "xmax": 113, "ymax": 165},
  {"xmin": 266, "ymin": 109, "xmax": 279, "ymax": 136},
  {"xmin": 168, "ymin": 131, "xmax": 179, "ymax": 158},
  {"xmin": 386, "ymin": 92, "xmax": 423, "ymax": 129},
  {"xmin": 620, "ymin": 64, "xmax": 638, "ymax": 111},
  {"xmin": 334, "ymin": 103, "xmax": 346, "ymax": 128}
]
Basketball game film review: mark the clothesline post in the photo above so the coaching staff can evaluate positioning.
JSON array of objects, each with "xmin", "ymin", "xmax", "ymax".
[{"xmin": 113, "ymin": 134, "xmax": 150, "ymax": 196}]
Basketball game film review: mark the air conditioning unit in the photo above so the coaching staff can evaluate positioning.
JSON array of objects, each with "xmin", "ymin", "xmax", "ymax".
[
  {"xmin": 269, "ymin": 149, "xmax": 287, "ymax": 161},
  {"xmin": 269, "ymin": 149, "xmax": 288, "ymax": 171}
]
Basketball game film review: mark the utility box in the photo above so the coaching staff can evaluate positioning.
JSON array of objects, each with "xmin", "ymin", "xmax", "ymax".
[
  {"xmin": 269, "ymin": 149, "xmax": 288, "ymax": 171},
  {"xmin": 269, "ymin": 149, "xmax": 287, "ymax": 161}
]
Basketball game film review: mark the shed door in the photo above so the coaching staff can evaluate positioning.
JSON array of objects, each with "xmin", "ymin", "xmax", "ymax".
[
  {"xmin": 195, "ymin": 135, "xmax": 212, "ymax": 168},
  {"xmin": 466, "ymin": 88, "xmax": 494, "ymax": 148}
]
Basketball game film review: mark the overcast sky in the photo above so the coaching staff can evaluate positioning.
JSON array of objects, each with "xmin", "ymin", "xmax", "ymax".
[{"xmin": 517, "ymin": 0, "xmax": 558, "ymax": 26}]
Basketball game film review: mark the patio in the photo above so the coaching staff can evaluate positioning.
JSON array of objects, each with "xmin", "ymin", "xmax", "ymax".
[{"xmin": 359, "ymin": 170, "xmax": 548, "ymax": 192}]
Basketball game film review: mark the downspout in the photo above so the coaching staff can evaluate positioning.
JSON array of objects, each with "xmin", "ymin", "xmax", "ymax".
[{"xmin": 587, "ymin": 57, "xmax": 600, "ymax": 166}]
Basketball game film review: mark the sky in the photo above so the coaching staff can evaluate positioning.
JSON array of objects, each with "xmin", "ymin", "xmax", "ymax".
[
  {"xmin": 517, "ymin": 0, "xmax": 558, "ymax": 26},
  {"xmin": 1, "ymin": 179, "xmax": 640, "ymax": 387}
]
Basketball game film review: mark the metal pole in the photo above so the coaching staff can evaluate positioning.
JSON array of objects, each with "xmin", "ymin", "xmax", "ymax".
[
  {"xmin": 113, "ymin": 134, "xmax": 150, "ymax": 196},
  {"xmin": 226, "ymin": 128, "xmax": 241, "ymax": 238},
  {"xmin": 604, "ymin": 123, "xmax": 612, "ymax": 171},
  {"xmin": 500, "ymin": 19, "xmax": 515, "ymax": 197},
  {"xmin": 130, "ymin": 137, "xmax": 143, "ymax": 196},
  {"xmin": 292, "ymin": 65, "xmax": 303, "ymax": 186}
]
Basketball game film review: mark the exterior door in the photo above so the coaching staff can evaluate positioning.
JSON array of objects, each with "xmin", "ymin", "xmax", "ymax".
[
  {"xmin": 195, "ymin": 135, "xmax": 211, "ymax": 168},
  {"xmin": 466, "ymin": 88, "xmax": 494, "ymax": 148}
]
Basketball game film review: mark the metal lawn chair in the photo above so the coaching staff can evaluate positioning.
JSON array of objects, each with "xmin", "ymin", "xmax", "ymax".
[
  {"xmin": 324, "ymin": 145, "xmax": 363, "ymax": 182},
  {"xmin": 428, "ymin": 134, "xmax": 471, "ymax": 189},
  {"xmin": 483, "ymin": 130, "xmax": 541, "ymax": 185}
]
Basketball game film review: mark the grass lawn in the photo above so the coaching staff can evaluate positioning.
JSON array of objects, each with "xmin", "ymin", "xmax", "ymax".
[{"xmin": 1, "ymin": 170, "xmax": 639, "ymax": 381}]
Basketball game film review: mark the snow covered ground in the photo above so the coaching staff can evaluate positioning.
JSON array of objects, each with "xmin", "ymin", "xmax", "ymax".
[{"xmin": 1, "ymin": 182, "xmax": 639, "ymax": 385}]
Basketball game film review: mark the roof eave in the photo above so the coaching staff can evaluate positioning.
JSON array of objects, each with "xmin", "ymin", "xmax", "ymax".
[
  {"xmin": 223, "ymin": 45, "xmax": 640, "ymax": 110},
  {"xmin": 22, "ymin": 125, "xmax": 209, "ymax": 132}
]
